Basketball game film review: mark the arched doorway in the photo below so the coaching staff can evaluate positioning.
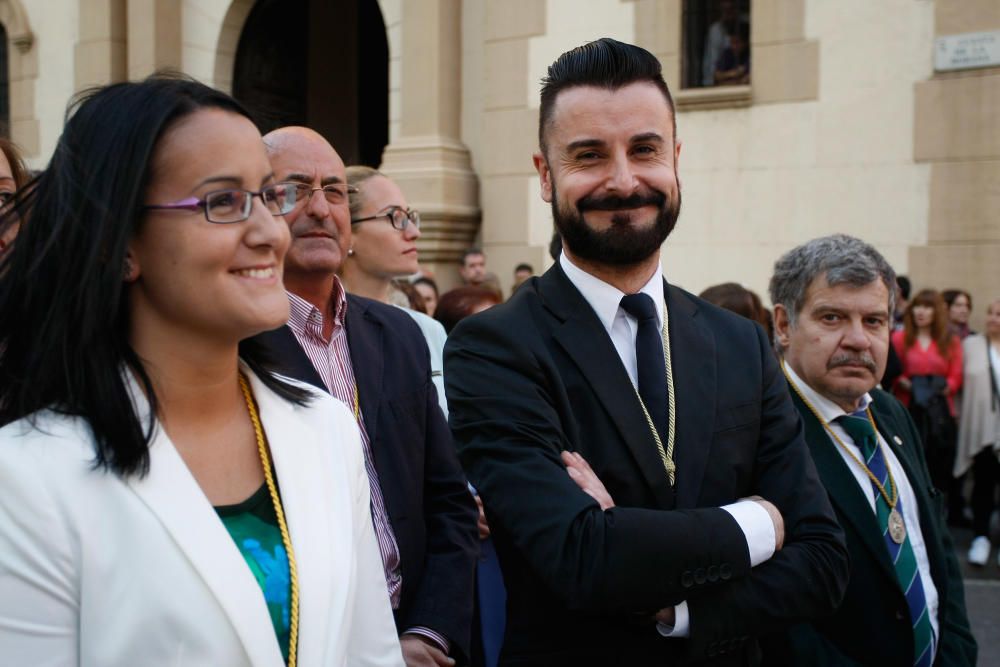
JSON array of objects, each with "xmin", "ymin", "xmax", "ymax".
[
  {"xmin": 232, "ymin": 0, "xmax": 389, "ymax": 167},
  {"xmin": 0, "ymin": 0, "xmax": 36, "ymax": 157}
]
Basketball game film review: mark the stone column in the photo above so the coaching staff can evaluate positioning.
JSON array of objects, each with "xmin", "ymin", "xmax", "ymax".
[
  {"xmin": 379, "ymin": 0, "xmax": 479, "ymax": 287},
  {"xmin": 476, "ymin": 0, "xmax": 547, "ymax": 297},
  {"xmin": 1, "ymin": 0, "xmax": 38, "ymax": 158},
  {"xmin": 75, "ymin": 0, "xmax": 126, "ymax": 90},
  {"xmin": 126, "ymin": 0, "xmax": 181, "ymax": 79}
]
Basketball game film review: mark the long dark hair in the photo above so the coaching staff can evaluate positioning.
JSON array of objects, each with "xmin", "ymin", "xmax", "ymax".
[
  {"xmin": 902, "ymin": 288, "xmax": 954, "ymax": 360},
  {"xmin": 0, "ymin": 74, "xmax": 308, "ymax": 477}
]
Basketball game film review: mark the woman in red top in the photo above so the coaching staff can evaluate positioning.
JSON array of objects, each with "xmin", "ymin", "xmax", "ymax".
[{"xmin": 892, "ymin": 288, "xmax": 964, "ymax": 522}]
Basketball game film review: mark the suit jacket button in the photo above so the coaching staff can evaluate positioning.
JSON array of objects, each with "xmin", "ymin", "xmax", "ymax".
[
  {"xmin": 896, "ymin": 609, "xmax": 905, "ymax": 621},
  {"xmin": 681, "ymin": 571, "xmax": 694, "ymax": 588},
  {"xmin": 719, "ymin": 563, "xmax": 733, "ymax": 580},
  {"xmin": 707, "ymin": 565, "xmax": 719, "ymax": 582},
  {"xmin": 694, "ymin": 568, "xmax": 706, "ymax": 585}
]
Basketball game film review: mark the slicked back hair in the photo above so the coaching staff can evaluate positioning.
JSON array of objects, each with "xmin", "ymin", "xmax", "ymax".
[
  {"xmin": 345, "ymin": 164, "xmax": 385, "ymax": 220},
  {"xmin": 538, "ymin": 37, "xmax": 676, "ymax": 155},
  {"xmin": 0, "ymin": 74, "xmax": 309, "ymax": 478},
  {"xmin": 769, "ymin": 234, "xmax": 897, "ymax": 353}
]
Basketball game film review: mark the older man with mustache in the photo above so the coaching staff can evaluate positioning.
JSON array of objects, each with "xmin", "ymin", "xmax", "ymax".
[{"xmin": 763, "ymin": 234, "xmax": 975, "ymax": 667}]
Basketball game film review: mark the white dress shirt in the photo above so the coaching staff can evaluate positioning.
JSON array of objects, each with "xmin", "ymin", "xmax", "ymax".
[
  {"xmin": 399, "ymin": 306, "xmax": 450, "ymax": 417},
  {"xmin": 559, "ymin": 254, "xmax": 776, "ymax": 638},
  {"xmin": 991, "ymin": 345, "xmax": 1000, "ymax": 400},
  {"xmin": 784, "ymin": 364, "xmax": 940, "ymax": 647}
]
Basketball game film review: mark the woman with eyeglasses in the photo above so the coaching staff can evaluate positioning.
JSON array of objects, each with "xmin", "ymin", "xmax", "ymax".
[
  {"xmin": 340, "ymin": 167, "xmax": 507, "ymax": 667},
  {"xmin": 0, "ymin": 77, "xmax": 403, "ymax": 666},
  {"xmin": 340, "ymin": 166, "xmax": 448, "ymax": 417}
]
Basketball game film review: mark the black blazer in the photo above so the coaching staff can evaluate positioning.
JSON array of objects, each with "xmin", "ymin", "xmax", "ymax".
[
  {"xmin": 443, "ymin": 264, "xmax": 849, "ymax": 667},
  {"xmin": 762, "ymin": 389, "xmax": 976, "ymax": 666},
  {"xmin": 253, "ymin": 294, "xmax": 479, "ymax": 658}
]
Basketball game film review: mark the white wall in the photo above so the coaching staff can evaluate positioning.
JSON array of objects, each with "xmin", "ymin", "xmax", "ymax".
[
  {"xmin": 507, "ymin": 0, "xmax": 934, "ymax": 301},
  {"xmin": 664, "ymin": 0, "xmax": 934, "ymax": 301},
  {"xmin": 183, "ymin": 0, "xmax": 233, "ymax": 85}
]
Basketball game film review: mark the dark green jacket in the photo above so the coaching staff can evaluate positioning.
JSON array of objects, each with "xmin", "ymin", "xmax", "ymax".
[{"xmin": 764, "ymin": 387, "xmax": 976, "ymax": 666}]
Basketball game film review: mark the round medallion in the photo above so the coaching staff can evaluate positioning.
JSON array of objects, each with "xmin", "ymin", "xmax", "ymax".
[{"xmin": 888, "ymin": 508, "xmax": 906, "ymax": 544}]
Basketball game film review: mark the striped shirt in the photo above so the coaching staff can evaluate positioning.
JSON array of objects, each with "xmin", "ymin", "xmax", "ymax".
[{"xmin": 285, "ymin": 283, "xmax": 448, "ymax": 652}]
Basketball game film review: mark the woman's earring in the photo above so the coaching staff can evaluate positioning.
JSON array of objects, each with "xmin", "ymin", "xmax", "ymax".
[
  {"xmin": 123, "ymin": 257, "xmax": 137, "ymax": 282},
  {"xmin": 347, "ymin": 247, "xmax": 355, "ymax": 257}
]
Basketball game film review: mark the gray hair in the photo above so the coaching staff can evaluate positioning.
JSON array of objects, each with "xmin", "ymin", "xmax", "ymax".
[{"xmin": 769, "ymin": 234, "xmax": 896, "ymax": 339}]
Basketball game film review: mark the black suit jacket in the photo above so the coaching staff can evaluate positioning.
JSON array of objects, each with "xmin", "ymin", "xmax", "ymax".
[
  {"xmin": 253, "ymin": 294, "xmax": 479, "ymax": 659},
  {"xmin": 443, "ymin": 264, "xmax": 849, "ymax": 666},
  {"xmin": 762, "ymin": 388, "xmax": 976, "ymax": 666}
]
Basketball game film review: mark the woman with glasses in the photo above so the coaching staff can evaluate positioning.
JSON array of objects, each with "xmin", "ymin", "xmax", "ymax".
[
  {"xmin": 341, "ymin": 166, "xmax": 422, "ymax": 304},
  {"xmin": 0, "ymin": 77, "xmax": 403, "ymax": 666},
  {"xmin": 341, "ymin": 166, "xmax": 448, "ymax": 417},
  {"xmin": 341, "ymin": 167, "xmax": 508, "ymax": 667}
]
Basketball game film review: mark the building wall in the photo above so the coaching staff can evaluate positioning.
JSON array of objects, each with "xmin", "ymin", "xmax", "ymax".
[
  {"xmin": 7, "ymin": 1, "xmax": 998, "ymax": 326},
  {"xmin": 469, "ymin": 0, "xmax": 938, "ymax": 301},
  {"xmin": 910, "ymin": 0, "xmax": 1000, "ymax": 333},
  {"xmin": 665, "ymin": 0, "xmax": 934, "ymax": 303},
  {"xmin": 19, "ymin": 0, "xmax": 77, "ymax": 169}
]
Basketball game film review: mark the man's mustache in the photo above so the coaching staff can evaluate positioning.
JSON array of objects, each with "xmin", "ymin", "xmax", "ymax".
[
  {"xmin": 828, "ymin": 352, "xmax": 877, "ymax": 373},
  {"xmin": 577, "ymin": 190, "xmax": 666, "ymax": 212}
]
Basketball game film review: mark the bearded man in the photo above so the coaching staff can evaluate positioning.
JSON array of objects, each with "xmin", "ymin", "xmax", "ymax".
[{"xmin": 443, "ymin": 38, "xmax": 848, "ymax": 667}]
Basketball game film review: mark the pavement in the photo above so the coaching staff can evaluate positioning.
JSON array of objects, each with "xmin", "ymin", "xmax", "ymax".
[{"xmin": 950, "ymin": 522, "xmax": 1000, "ymax": 665}]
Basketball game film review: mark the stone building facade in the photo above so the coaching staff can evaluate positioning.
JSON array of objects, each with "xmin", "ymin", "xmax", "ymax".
[{"xmin": 4, "ymin": 0, "xmax": 999, "ymax": 328}]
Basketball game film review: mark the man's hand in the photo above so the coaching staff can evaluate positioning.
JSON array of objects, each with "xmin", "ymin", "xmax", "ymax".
[
  {"xmin": 746, "ymin": 495, "xmax": 785, "ymax": 551},
  {"xmin": 654, "ymin": 606, "xmax": 676, "ymax": 627},
  {"xmin": 400, "ymin": 635, "xmax": 455, "ymax": 667},
  {"xmin": 562, "ymin": 450, "xmax": 615, "ymax": 510},
  {"xmin": 474, "ymin": 494, "xmax": 490, "ymax": 540}
]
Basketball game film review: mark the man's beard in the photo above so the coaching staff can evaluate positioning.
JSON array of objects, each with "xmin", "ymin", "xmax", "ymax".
[{"xmin": 551, "ymin": 180, "xmax": 681, "ymax": 267}]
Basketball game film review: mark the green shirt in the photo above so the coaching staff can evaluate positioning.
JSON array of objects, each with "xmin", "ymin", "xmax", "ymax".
[{"xmin": 216, "ymin": 484, "xmax": 291, "ymax": 663}]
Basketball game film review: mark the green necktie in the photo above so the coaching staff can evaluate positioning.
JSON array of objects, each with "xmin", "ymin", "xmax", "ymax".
[{"xmin": 835, "ymin": 411, "xmax": 934, "ymax": 667}]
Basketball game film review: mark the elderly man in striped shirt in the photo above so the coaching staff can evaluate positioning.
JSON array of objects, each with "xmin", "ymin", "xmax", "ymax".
[{"xmin": 253, "ymin": 126, "xmax": 479, "ymax": 667}]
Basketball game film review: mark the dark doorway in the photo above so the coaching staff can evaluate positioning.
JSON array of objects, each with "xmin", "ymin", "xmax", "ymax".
[{"xmin": 233, "ymin": 0, "xmax": 389, "ymax": 167}]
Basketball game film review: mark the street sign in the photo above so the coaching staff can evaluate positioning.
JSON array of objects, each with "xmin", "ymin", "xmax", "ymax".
[{"xmin": 935, "ymin": 31, "xmax": 1000, "ymax": 72}]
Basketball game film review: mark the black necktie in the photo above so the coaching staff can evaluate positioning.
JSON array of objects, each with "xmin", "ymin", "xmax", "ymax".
[{"xmin": 620, "ymin": 293, "xmax": 669, "ymax": 444}]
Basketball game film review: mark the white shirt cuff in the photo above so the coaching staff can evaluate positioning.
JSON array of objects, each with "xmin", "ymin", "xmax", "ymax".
[
  {"xmin": 721, "ymin": 500, "xmax": 775, "ymax": 567},
  {"xmin": 655, "ymin": 601, "xmax": 690, "ymax": 637}
]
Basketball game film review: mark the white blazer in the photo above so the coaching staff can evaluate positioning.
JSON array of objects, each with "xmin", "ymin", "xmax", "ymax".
[{"xmin": 0, "ymin": 366, "xmax": 404, "ymax": 666}]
